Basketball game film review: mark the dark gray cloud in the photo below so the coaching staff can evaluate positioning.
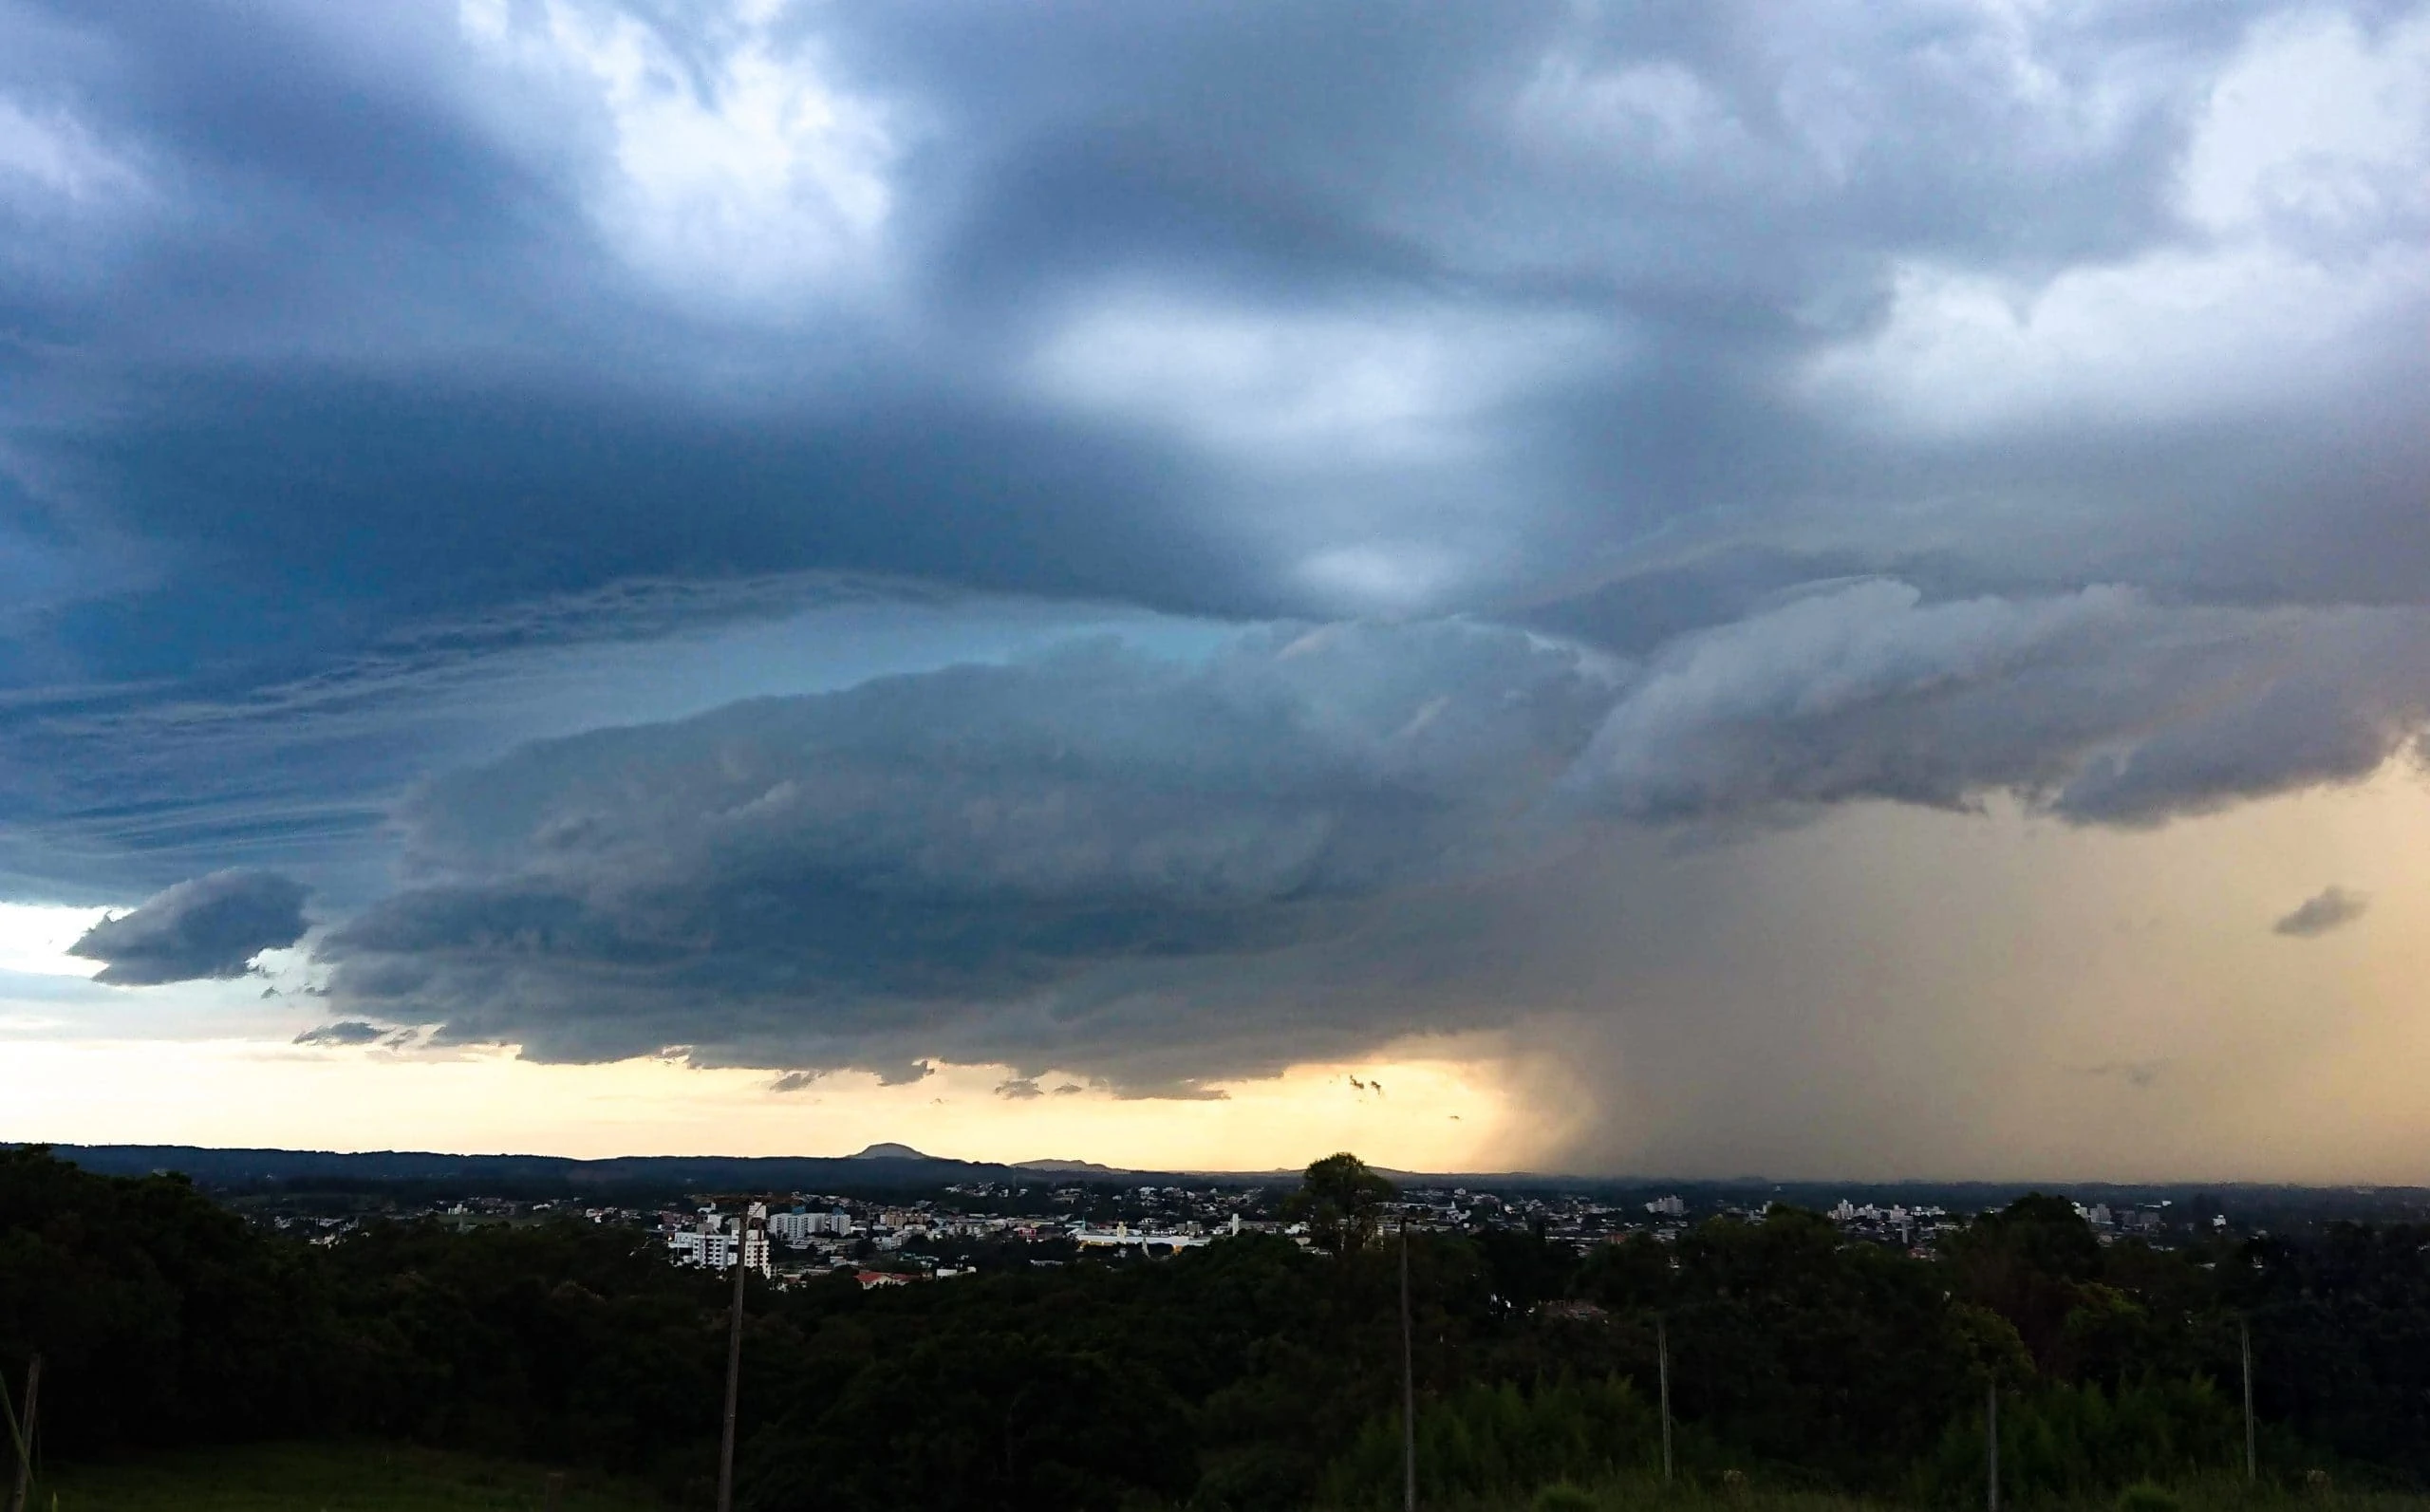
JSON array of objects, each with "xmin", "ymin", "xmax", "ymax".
[
  {"xmin": 2274, "ymin": 886, "xmax": 2371, "ymax": 938},
  {"xmin": 66, "ymin": 868, "xmax": 308, "ymax": 984},
  {"xmin": 291, "ymin": 1019, "xmax": 384, "ymax": 1047},
  {"xmin": 318, "ymin": 621, "xmax": 1609, "ymax": 1085},
  {"xmin": 1571, "ymin": 582, "xmax": 2430, "ymax": 826},
  {"xmin": 307, "ymin": 583, "xmax": 2430, "ymax": 1084},
  {"xmin": 5, "ymin": 0, "xmax": 2424, "ymax": 704}
]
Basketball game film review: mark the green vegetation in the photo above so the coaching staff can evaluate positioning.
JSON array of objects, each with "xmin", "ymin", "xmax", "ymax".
[
  {"xmin": 1430, "ymin": 1482, "xmax": 2430, "ymax": 1512},
  {"xmin": 9, "ymin": 1147, "xmax": 2430, "ymax": 1509},
  {"xmin": 27, "ymin": 1440, "xmax": 662, "ymax": 1509},
  {"xmin": 1286, "ymin": 1151, "xmax": 1399, "ymax": 1258}
]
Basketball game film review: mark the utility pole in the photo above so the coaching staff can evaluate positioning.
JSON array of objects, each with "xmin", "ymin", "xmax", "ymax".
[
  {"xmin": 2242, "ymin": 1318, "xmax": 2256, "ymax": 1482},
  {"xmin": 1986, "ymin": 1386, "xmax": 1999, "ymax": 1512},
  {"xmin": 1657, "ymin": 1316, "xmax": 1673, "ymax": 1485},
  {"xmin": 1400, "ymin": 1212, "xmax": 1416, "ymax": 1512},
  {"xmin": 6, "ymin": 1353, "xmax": 40, "ymax": 1512},
  {"xmin": 717, "ymin": 1203, "xmax": 766, "ymax": 1512}
]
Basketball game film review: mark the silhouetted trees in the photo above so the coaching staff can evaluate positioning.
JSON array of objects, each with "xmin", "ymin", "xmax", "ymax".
[
  {"xmin": 1282, "ymin": 1152, "xmax": 1395, "ymax": 1259},
  {"xmin": 9, "ymin": 1148, "xmax": 2430, "ymax": 1508}
]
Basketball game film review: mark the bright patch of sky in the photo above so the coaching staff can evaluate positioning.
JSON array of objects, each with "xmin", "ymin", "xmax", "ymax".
[{"xmin": 0, "ymin": 902, "xmax": 109, "ymax": 978}]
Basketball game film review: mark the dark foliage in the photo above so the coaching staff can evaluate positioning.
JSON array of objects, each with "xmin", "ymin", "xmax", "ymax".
[
  {"xmin": 9, "ymin": 1150, "xmax": 2430, "ymax": 1506},
  {"xmin": 0, "ymin": 1146, "xmax": 340, "ymax": 1452},
  {"xmin": 2230, "ymin": 1223, "xmax": 2430, "ymax": 1480}
]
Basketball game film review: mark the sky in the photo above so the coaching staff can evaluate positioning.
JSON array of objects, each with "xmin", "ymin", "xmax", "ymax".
[{"xmin": 3, "ymin": 0, "xmax": 2428, "ymax": 1180}]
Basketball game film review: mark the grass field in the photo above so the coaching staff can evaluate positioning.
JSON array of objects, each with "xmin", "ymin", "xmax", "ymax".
[
  {"xmin": 1441, "ymin": 1482, "xmax": 2430, "ymax": 1512},
  {"xmin": 26, "ymin": 1447, "xmax": 2430, "ymax": 1511},
  {"xmin": 23, "ymin": 1441, "xmax": 667, "ymax": 1510}
]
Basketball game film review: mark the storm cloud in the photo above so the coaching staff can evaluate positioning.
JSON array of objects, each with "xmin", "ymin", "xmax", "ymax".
[
  {"xmin": 1573, "ymin": 582, "xmax": 2430, "ymax": 826},
  {"xmin": 318, "ymin": 620, "xmax": 1611, "ymax": 1081},
  {"xmin": 4, "ymin": 0, "xmax": 2430, "ymax": 1161},
  {"xmin": 312, "ymin": 585, "xmax": 2430, "ymax": 1083},
  {"xmin": 67, "ymin": 869, "xmax": 308, "ymax": 984}
]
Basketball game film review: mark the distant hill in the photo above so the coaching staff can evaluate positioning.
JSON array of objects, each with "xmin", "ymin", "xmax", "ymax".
[
  {"xmin": 17, "ymin": 1143, "xmax": 2427, "ymax": 1223},
  {"xmin": 17, "ymin": 1143, "xmax": 1147, "ymax": 1200},
  {"xmin": 849, "ymin": 1142, "xmax": 931, "ymax": 1160}
]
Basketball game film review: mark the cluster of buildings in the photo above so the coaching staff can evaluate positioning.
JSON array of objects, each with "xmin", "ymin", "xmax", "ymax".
[
  {"xmin": 2075, "ymin": 1201, "xmax": 2175, "ymax": 1235},
  {"xmin": 652, "ymin": 1183, "xmax": 1275, "ymax": 1284},
  {"xmin": 1824, "ymin": 1199, "xmax": 1951, "ymax": 1247},
  {"xmin": 665, "ymin": 1213, "xmax": 773, "ymax": 1273},
  {"xmin": 226, "ymin": 1173, "xmax": 2241, "ymax": 1279}
]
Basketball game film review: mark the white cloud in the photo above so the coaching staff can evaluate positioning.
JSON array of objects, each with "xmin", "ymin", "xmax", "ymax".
[
  {"xmin": 1027, "ymin": 289, "xmax": 1611, "ymax": 467},
  {"xmin": 2180, "ymin": 9, "xmax": 2430, "ymax": 239},
  {"xmin": 0, "ymin": 96, "xmax": 148, "ymax": 210},
  {"xmin": 1802, "ymin": 8, "xmax": 2430, "ymax": 437},
  {"xmin": 1514, "ymin": 55, "xmax": 1765, "ymax": 170},
  {"xmin": 1292, "ymin": 543, "xmax": 1463, "ymax": 609},
  {"xmin": 1802, "ymin": 239, "xmax": 2430, "ymax": 432},
  {"xmin": 1025, "ymin": 289, "xmax": 1617, "ymax": 613},
  {"xmin": 458, "ymin": 0, "xmax": 896, "ymax": 306}
]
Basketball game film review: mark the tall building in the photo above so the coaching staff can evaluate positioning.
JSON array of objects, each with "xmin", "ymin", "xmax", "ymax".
[
  {"xmin": 666, "ymin": 1215, "xmax": 771, "ymax": 1274},
  {"xmin": 767, "ymin": 1209, "xmax": 849, "ymax": 1243}
]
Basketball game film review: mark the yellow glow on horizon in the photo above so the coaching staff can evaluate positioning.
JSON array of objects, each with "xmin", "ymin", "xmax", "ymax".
[{"xmin": 0, "ymin": 1034, "xmax": 1554, "ymax": 1175}]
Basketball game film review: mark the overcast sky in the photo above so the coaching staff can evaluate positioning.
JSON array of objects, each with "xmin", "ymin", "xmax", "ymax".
[{"xmin": 4, "ymin": 0, "xmax": 2428, "ymax": 1177}]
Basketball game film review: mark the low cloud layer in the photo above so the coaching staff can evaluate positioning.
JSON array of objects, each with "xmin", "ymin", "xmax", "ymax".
[
  {"xmin": 1573, "ymin": 582, "xmax": 2430, "ymax": 826},
  {"xmin": 2274, "ymin": 886, "xmax": 2371, "ymax": 938},
  {"xmin": 315, "ymin": 588, "xmax": 2430, "ymax": 1085},
  {"xmin": 321, "ymin": 622, "xmax": 1609, "ymax": 1083},
  {"xmin": 67, "ymin": 870, "xmax": 308, "ymax": 985}
]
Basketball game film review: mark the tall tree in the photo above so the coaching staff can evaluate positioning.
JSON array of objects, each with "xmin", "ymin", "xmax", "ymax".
[{"xmin": 1283, "ymin": 1154, "xmax": 1395, "ymax": 1259}]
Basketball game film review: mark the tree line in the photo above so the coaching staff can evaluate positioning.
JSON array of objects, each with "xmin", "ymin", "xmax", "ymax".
[{"xmin": 5, "ymin": 1146, "xmax": 2428, "ymax": 1508}]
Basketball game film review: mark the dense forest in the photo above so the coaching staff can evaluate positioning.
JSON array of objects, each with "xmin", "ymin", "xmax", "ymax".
[{"xmin": 5, "ymin": 1145, "xmax": 2428, "ymax": 1509}]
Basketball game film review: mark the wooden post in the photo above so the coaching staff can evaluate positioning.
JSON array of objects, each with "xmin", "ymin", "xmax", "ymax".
[
  {"xmin": 2242, "ymin": 1319, "xmax": 2256, "ymax": 1482},
  {"xmin": 1987, "ymin": 1386, "xmax": 1999, "ymax": 1512},
  {"xmin": 7, "ymin": 1354, "xmax": 40, "ymax": 1512},
  {"xmin": 542, "ymin": 1470, "xmax": 565, "ymax": 1511},
  {"xmin": 1657, "ymin": 1316, "xmax": 1673, "ymax": 1485},
  {"xmin": 718, "ymin": 1205, "xmax": 763, "ymax": 1512},
  {"xmin": 1400, "ymin": 1213, "xmax": 1416, "ymax": 1512}
]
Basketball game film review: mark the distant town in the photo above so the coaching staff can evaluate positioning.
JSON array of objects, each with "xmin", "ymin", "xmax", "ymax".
[{"xmin": 148, "ymin": 1139, "xmax": 2418, "ymax": 1288}]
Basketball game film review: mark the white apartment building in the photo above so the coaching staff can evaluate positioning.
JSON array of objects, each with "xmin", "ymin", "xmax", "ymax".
[
  {"xmin": 666, "ymin": 1217, "xmax": 772, "ymax": 1275},
  {"xmin": 766, "ymin": 1209, "xmax": 852, "ymax": 1244}
]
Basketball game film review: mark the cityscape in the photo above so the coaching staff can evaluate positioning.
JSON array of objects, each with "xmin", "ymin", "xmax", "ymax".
[{"xmin": 209, "ymin": 1142, "xmax": 2344, "ymax": 1287}]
